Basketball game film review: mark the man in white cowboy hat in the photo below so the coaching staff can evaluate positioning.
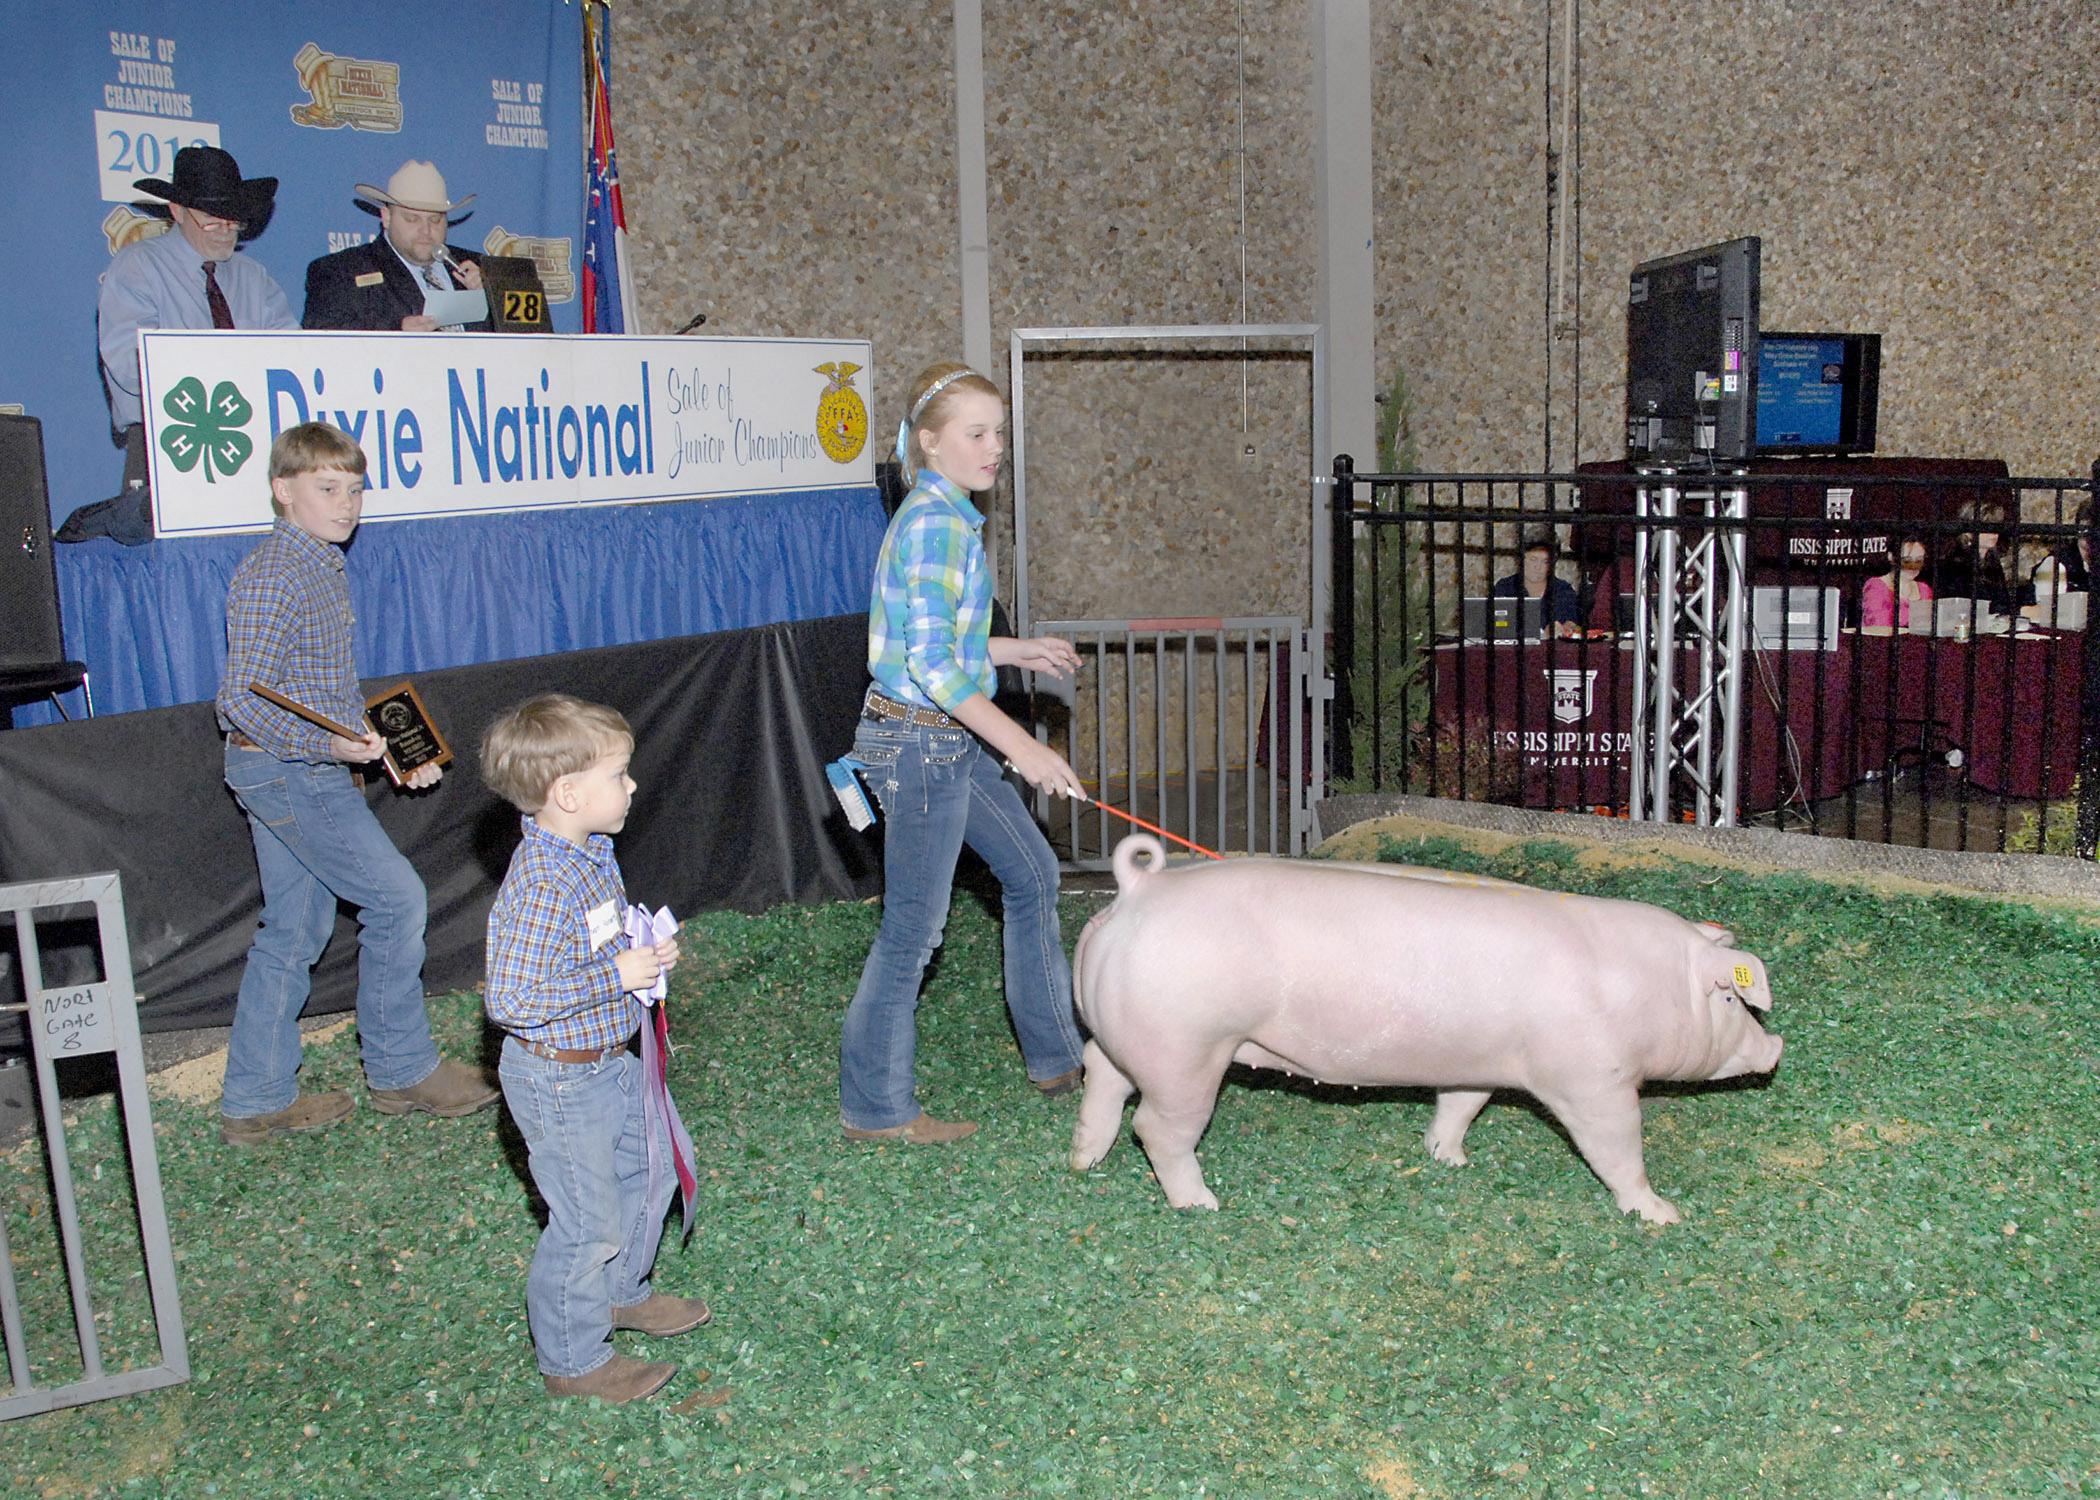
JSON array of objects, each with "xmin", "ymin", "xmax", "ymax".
[
  {"xmin": 302, "ymin": 160, "xmax": 489, "ymax": 332},
  {"xmin": 97, "ymin": 144, "xmax": 296, "ymax": 433}
]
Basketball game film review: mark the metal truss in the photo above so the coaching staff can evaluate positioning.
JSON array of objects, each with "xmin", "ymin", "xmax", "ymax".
[{"xmin": 1627, "ymin": 468, "xmax": 1750, "ymax": 825}]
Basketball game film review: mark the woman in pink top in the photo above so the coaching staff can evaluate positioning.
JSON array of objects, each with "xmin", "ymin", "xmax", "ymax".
[{"xmin": 1861, "ymin": 532, "xmax": 1933, "ymax": 628}]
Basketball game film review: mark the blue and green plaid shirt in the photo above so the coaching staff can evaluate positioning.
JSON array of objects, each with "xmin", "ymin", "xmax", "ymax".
[
  {"xmin": 483, "ymin": 816, "xmax": 641, "ymax": 1053},
  {"xmin": 214, "ymin": 520, "xmax": 365, "ymax": 762},
  {"xmin": 867, "ymin": 471, "xmax": 995, "ymax": 713}
]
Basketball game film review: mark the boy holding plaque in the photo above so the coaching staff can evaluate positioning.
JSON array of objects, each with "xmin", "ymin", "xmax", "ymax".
[
  {"xmin": 213, "ymin": 421, "xmax": 499, "ymax": 1146},
  {"xmin": 480, "ymin": 693, "xmax": 704, "ymax": 1405}
]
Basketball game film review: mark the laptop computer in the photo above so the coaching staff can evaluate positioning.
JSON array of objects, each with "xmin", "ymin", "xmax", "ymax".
[
  {"xmin": 1749, "ymin": 585, "xmax": 1840, "ymax": 651},
  {"xmin": 1460, "ymin": 595, "xmax": 1546, "ymax": 643}
]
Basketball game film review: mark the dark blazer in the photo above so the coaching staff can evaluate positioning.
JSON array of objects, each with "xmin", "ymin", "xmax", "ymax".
[{"xmin": 301, "ymin": 237, "xmax": 489, "ymax": 331}]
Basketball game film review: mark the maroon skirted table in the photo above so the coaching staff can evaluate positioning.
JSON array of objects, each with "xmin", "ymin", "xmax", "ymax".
[{"xmin": 1428, "ymin": 629, "xmax": 2086, "ymax": 813}]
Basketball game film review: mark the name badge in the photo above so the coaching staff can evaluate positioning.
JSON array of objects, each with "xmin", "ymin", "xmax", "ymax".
[
  {"xmin": 354, "ymin": 270, "xmax": 385, "ymax": 288},
  {"xmin": 586, "ymin": 899, "xmax": 620, "ymax": 950}
]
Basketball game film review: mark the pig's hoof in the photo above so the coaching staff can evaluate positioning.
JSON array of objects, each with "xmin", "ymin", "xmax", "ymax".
[
  {"xmin": 1623, "ymin": 1193, "xmax": 1682, "ymax": 1225},
  {"xmin": 1167, "ymin": 1190, "xmax": 1220, "ymax": 1211},
  {"xmin": 1424, "ymin": 1132, "xmax": 1469, "ymax": 1167},
  {"xmin": 1069, "ymin": 1147, "xmax": 1106, "ymax": 1173}
]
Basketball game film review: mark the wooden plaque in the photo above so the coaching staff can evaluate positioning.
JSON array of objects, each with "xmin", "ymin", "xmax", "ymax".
[{"xmin": 363, "ymin": 680, "xmax": 453, "ymax": 786}]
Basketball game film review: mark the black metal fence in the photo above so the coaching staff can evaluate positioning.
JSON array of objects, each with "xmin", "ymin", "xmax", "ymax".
[{"xmin": 1329, "ymin": 458, "xmax": 2100, "ymax": 858}]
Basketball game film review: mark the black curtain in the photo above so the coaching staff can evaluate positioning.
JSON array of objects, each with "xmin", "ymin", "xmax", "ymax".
[{"xmin": 0, "ymin": 615, "xmax": 881, "ymax": 1050}]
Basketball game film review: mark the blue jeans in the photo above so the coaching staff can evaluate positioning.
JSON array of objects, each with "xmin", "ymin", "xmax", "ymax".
[
  {"xmin": 839, "ymin": 715, "xmax": 1084, "ymax": 1130},
  {"xmin": 498, "ymin": 1039, "xmax": 673, "ymax": 1378},
  {"xmin": 221, "ymin": 744, "xmax": 440, "ymax": 1117}
]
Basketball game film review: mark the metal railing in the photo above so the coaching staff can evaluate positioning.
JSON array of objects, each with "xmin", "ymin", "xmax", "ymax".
[
  {"xmin": 1030, "ymin": 617, "xmax": 1310, "ymax": 867},
  {"xmin": 1330, "ymin": 457, "xmax": 2100, "ymax": 858}
]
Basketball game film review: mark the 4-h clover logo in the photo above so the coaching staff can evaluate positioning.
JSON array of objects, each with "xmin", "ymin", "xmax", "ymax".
[{"xmin": 159, "ymin": 376, "xmax": 255, "ymax": 482}]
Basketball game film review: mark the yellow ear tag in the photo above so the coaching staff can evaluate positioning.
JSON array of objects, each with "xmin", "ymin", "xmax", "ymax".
[{"xmin": 1732, "ymin": 963, "xmax": 1754, "ymax": 990}]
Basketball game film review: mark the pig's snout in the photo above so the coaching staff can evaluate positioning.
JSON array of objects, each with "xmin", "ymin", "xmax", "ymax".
[{"xmin": 1713, "ymin": 1029, "xmax": 1784, "ymax": 1081}]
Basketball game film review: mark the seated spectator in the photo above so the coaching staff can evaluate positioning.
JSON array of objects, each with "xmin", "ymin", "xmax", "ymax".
[
  {"xmin": 2014, "ymin": 496, "xmax": 2093, "ymax": 609},
  {"xmin": 1931, "ymin": 497, "xmax": 2015, "ymax": 615},
  {"xmin": 98, "ymin": 145, "xmax": 294, "ymax": 434},
  {"xmin": 1860, "ymin": 532, "xmax": 1933, "ymax": 629},
  {"xmin": 1492, "ymin": 530, "xmax": 1582, "ymax": 639},
  {"xmin": 303, "ymin": 160, "xmax": 488, "ymax": 332}
]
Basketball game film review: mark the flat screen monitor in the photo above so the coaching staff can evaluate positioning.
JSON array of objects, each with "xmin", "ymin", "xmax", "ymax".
[
  {"xmin": 1750, "ymin": 584, "xmax": 1840, "ymax": 652},
  {"xmin": 1625, "ymin": 236, "xmax": 1761, "ymax": 462},
  {"xmin": 1754, "ymin": 332, "xmax": 1881, "ymax": 456},
  {"xmin": 1460, "ymin": 596, "xmax": 1546, "ymax": 643}
]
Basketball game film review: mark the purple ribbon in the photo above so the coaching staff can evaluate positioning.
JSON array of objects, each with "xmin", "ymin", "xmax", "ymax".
[{"xmin": 625, "ymin": 902, "xmax": 698, "ymax": 1240}]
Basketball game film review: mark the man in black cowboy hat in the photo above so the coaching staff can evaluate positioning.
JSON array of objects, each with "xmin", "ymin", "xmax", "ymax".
[
  {"xmin": 302, "ymin": 160, "xmax": 488, "ymax": 333},
  {"xmin": 96, "ymin": 145, "xmax": 295, "ymax": 434}
]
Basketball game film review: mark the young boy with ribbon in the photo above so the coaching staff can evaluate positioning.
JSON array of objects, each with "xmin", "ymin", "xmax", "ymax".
[{"xmin": 480, "ymin": 693, "xmax": 705, "ymax": 1404}]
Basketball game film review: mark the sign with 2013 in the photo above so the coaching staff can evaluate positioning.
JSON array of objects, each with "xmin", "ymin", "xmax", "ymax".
[{"xmin": 139, "ymin": 331, "xmax": 875, "ymax": 537}]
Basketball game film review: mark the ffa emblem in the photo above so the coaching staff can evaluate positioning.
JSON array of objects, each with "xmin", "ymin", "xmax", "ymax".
[
  {"xmin": 290, "ymin": 43, "xmax": 404, "ymax": 133},
  {"xmin": 814, "ymin": 362, "xmax": 869, "ymax": 464},
  {"xmin": 1546, "ymin": 668, "xmax": 1598, "ymax": 725}
]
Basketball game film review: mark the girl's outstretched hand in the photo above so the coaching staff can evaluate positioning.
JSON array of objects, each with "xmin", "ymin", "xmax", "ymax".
[
  {"xmin": 991, "ymin": 635, "xmax": 1083, "ymax": 679},
  {"xmin": 1006, "ymin": 738, "xmax": 1087, "ymax": 801}
]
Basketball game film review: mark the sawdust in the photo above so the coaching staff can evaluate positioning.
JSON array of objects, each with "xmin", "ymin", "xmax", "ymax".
[
  {"xmin": 1363, "ymin": 1455, "xmax": 1429, "ymax": 1498},
  {"xmin": 1313, "ymin": 811, "xmax": 2086, "ymax": 906},
  {"xmin": 146, "ymin": 1017, "xmax": 356, "ymax": 1106}
]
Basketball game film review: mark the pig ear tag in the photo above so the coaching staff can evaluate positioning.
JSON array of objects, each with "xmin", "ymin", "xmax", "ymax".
[{"xmin": 1731, "ymin": 962, "xmax": 1755, "ymax": 991}]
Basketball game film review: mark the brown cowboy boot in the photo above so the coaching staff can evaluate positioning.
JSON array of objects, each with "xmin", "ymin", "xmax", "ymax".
[
  {"xmin": 220, "ymin": 1090, "xmax": 355, "ymax": 1146},
  {"xmin": 543, "ymin": 1354, "xmax": 675, "ymax": 1404},
  {"xmin": 612, "ymin": 1293, "xmax": 713, "ymax": 1337},
  {"xmin": 369, "ymin": 1058, "xmax": 500, "ymax": 1118},
  {"xmin": 842, "ymin": 1112, "xmax": 978, "ymax": 1144}
]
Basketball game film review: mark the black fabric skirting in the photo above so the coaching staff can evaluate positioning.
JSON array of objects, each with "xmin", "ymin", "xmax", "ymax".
[{"xmin": 0, "ymin": 614, "xmax": 881, "ymax": 1050}]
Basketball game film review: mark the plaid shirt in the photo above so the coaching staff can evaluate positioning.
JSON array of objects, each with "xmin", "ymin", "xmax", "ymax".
[
  {"xmin": 867, "ymin": 471, "xmax": 995, "ymax": 714},
  {"xmin": 483, "ymin": 816, "xmax": 641, "ymax": 1052},
  {"xmin": 215, "ymin": 520, "xmax": 365, "ymax": 762}
]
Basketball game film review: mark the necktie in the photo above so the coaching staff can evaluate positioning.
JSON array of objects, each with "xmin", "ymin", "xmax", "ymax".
[
  {"xmin": 422, "ymin": 263, "xmax": 445, "ymax": 291},
  {"xmin": 202, "ymin": 262, "xmax": 234, "ymax": 330}
]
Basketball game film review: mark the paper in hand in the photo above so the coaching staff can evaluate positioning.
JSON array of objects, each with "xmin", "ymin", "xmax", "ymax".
[{"xmin": 622, "ymin": 902, "xmax": 677, "ymax": 1005}]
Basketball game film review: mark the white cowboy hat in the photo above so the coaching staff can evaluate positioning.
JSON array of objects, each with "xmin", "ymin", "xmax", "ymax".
[{"xmin": 355, "ymin": 160, "xmax": 475, "ymax": 216}]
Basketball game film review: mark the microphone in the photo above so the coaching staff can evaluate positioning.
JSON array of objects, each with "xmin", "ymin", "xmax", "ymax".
[{"xmin": 672, "ymin": 309, "xmax": 709, "ymax": 335}]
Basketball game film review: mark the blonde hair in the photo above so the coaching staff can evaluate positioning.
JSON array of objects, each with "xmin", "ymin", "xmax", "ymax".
[
  {"xmin": 900, "ymin": 361, "xmax": 1002, "ymax": 476},
  {"xmin": 480, "ymin": 693, "xmax": 633, "ymax": 812},
  {"xmin": 269, "ymin": 421, "xmax": 366, "ymax": 480}
]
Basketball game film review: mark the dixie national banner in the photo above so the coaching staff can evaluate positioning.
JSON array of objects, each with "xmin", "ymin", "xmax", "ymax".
[
  {"xmin": 0, "ymin": 0, "xmax": 584, "ymax": 526},
  {"xmin": 141, "ymin": 332, "xmax": 876, "ymax": 535}
]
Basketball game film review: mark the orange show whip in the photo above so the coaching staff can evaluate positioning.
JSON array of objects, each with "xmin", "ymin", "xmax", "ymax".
[{"xmin": 1076, "ymin": 794, "xmax": 1224, "ymax": 861}]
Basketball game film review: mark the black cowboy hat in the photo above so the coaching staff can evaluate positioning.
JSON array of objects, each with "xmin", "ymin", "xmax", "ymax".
[{"xmin": 134, "ymin": 146, "xmax": 278, "ymax": 237}]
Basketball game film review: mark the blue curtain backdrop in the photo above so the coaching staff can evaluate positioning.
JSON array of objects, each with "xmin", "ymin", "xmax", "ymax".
[
  {"xmin": 22, "ymin": 488, "xmax": 890, "ymax": 723},
  {"xmin": 0, "ymin": 0, "xmax": 586, "ymax": 526}
]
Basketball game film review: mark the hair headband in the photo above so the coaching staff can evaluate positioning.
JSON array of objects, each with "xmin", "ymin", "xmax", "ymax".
[{"xmin": 894, "ymin": 367, "xmax": 987, "ymax": 471}]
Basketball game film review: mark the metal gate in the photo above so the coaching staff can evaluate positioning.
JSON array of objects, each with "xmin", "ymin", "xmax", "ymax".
[
  {"xmin": 1, "ymin": 873, "xmax": 188, "ymax": 1420},
  {"xmin": 1029, "ymin": 616, "xmax": 1311, "ymax": 867},
  {"xmin": 1007, "ymin": 323, "xmax": 1332, "ymax": 869}
]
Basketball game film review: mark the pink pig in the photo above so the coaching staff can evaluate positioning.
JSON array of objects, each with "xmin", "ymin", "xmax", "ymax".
[{"xmin": 1069, "ymin": 836, "xmax": 1783, "ymax": 1224}]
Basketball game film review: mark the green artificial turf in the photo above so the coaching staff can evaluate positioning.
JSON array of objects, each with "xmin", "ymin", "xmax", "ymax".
[{"xmin": 4, "ymin": 841, "xmax": 2097, "ymax": 1497}]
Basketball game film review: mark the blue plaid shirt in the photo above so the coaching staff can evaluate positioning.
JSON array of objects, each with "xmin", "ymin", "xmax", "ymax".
[
  {"xmin": 867, "ymin": 471, "xmax": 996, "ymax": 714},
  {"xmin": 483, "ymin": 816, "xmax": 641, "ymax": 1052},
  {"xmin": 215, "ymin": 520, "xmax": 366, "ymax": 762}
]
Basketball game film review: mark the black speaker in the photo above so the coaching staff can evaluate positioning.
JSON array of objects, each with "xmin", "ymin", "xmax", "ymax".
[{"xmin": 0, "ymin": 414, "xmax": 65, "ymax": 666}]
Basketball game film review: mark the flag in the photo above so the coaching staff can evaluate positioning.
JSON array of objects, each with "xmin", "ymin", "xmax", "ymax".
[{"xmin": 581, "ymin": 2, "xmax": 633, "ymax": 334}]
